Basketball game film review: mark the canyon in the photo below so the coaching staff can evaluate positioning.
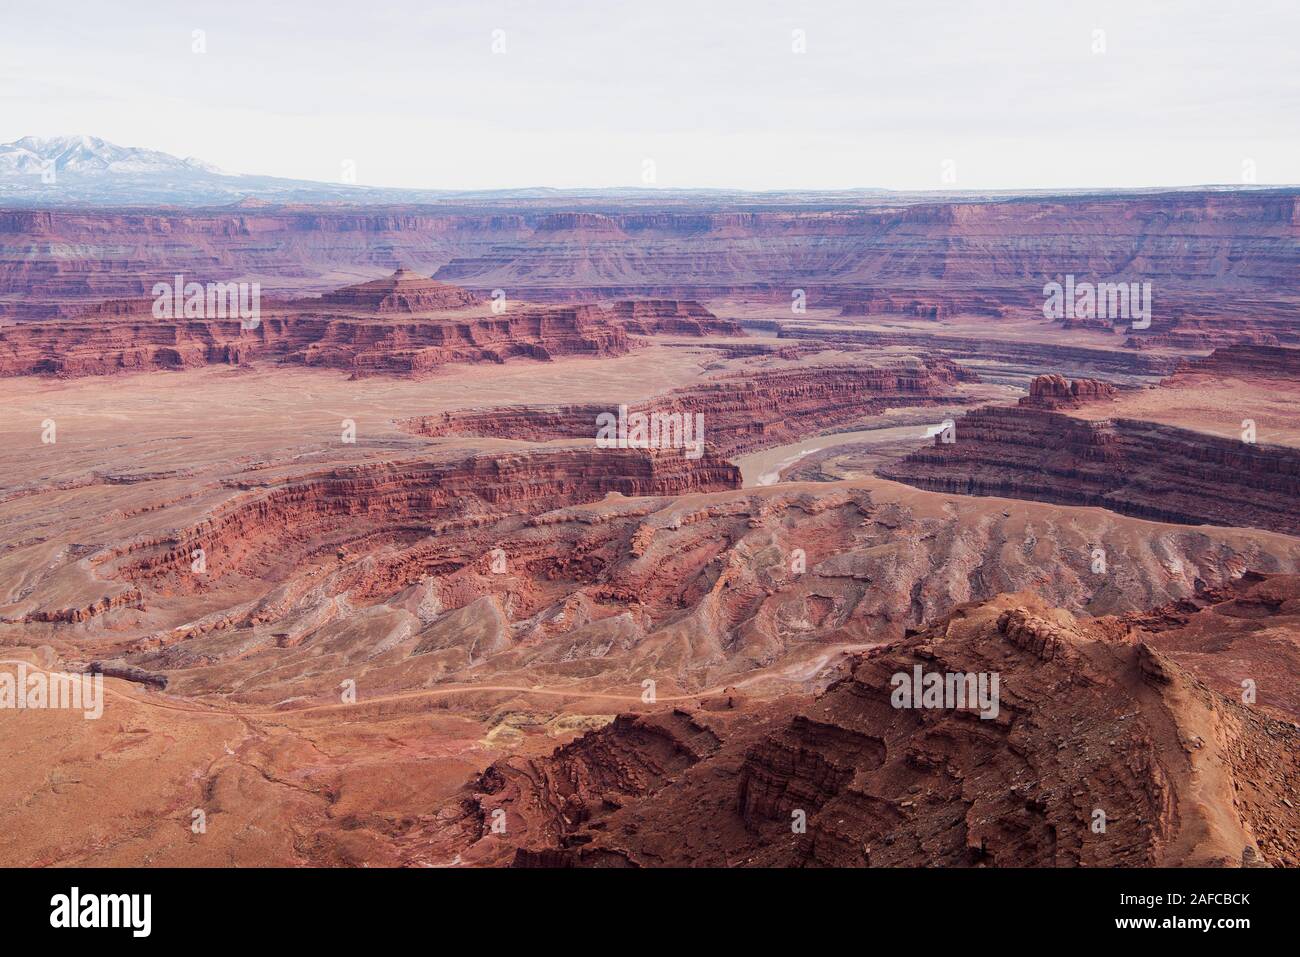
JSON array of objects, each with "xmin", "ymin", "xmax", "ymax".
[{"xmin": 0, "ymin": 186, "xmax": 1297, "ymax": 870}]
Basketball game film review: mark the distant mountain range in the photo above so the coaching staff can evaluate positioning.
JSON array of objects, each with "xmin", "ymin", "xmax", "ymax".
[
  {"xmin": 0, "ymin": 135, "xmax": 454, "ymax": 206},
  {"xmin": 0, "ymin": 135, "xmax": 221, "ymax": 176},
  {"xmin": 0, "ymin": 135, "xmax": 1289, "ymax": 209}
]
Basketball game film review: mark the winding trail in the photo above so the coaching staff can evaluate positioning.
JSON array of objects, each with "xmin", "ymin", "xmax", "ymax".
[
  {"xmin": 1, "ymin": 645, "xmax": 866, "ymax": 724},
  {"xmin": 0, "ymin": 658, "xmax": 726, "ymax": 722}
]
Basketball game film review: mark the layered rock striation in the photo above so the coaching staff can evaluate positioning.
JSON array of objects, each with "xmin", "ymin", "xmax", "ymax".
[
  {"xmin": 401, "ymin": 360, "xmax": 978, "ymax": 458},
  {"xmin": 1165, "ymin": 343, "xmax": 1300, "ymax": 382},
  {"xmin": 3, "ymin": 191, "xmax": 1295, "ymax": 313},
  {"xmin": 444, "ymin": 591, "xmax": 1300, "ymax": 867},
  {"xmin": 1019, "ymin": 373, "xmax": 1118, "ymax": 408},
  {"xmin": 308, "ymin": 267, "xmax": 480, "ymax": 313},
  {"xmin": 880, "ymin": 396, "xmax": 1300, "ymax": 534},
  {"xmin": 0, "ymin": 272, "xmax": 631, "ymax": 377},
  {"xmin": 605, "ymin": 299, "xmax": 743, "ymax": 336},
  {"xmin": 111, "ymin": 446, "xmax": 741, "ymax": 587}
]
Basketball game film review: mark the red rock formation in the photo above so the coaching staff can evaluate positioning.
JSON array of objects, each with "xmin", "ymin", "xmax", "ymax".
[
  {"xmin": 1127, "ymin": 328, "xmax": 1283, "ymax": 351},
  {"xmin": 839, "ymin": 289, "xmax": 1016, "ymax": 320},
  {"xmin": 3, "ymin": 191, "xmax": 1295, "ymax": 315},
  {"xmin": 112, "ymin": 446, "xmax": 741, "ymax": 587},
  {"xmin": 605, "ymin": 299, "xmax": 743, "ymax": 336},
  {"xmin": 50, "ymin": 472, "xmax": 1298, "ymax": 673},
  {"xmin": 400, "ymin": 359, "xmax": 978, "ymax": 458},
  {"xmin": 0, "ymin": 283, "xmax": 757, "ymax": 379},
  {"xmin": 430, "ymin": 194, "xmax": 1300, "ymax": 298},
  {"xmin": 880, "ymin": 404, "xmax": 1300, "ymax": 534},
  {"xmin": 85, "ymin": 661, "xmax": 169, "ymax": 689},
  {"xmin": 1125, "ymin": 299, "xmax": 1300, "ymax": 350},
  {"xmin": 300, "ymin": 304, "xmax": 629, "ymax": 376},
  {"xmin": 0, "ymin": 301, "xmax": 629, "ymax": 378},
  {"xmin": 1122, "ymin": 572, "xmax": 1300, "ymax": 722},
  {"xmin": 1020, "ymin": 373, "xmax": 1118, "ymax": 408},
  {"xmin": 1165, "ymin": 344, "xmax": 1300, "ymax": 382},
  {"xmin": 445, "ymin": 591, "xmax": 1300, "ymax": 867},
  {"xmin": 468, "ymin": 710, "xmax": 725, "ymax": 859},
  {"xmin": 307, "ymin": 268, "xmax": 480, "ymax": 313},
  {"xmin": 727, "ymin": 598, "xmax": 1298, "ymax": 867}
]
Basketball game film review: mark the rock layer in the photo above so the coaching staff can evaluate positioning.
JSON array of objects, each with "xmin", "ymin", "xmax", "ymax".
[
  {"xmin": 1020, "ymin": 374, "xmax": 1119, "ymax": 409},
  {"xmin": 605, "ymin": 299, "xmax": 743, "ymax": 336},
  {"xmin": 111, "ymin": 446, "xmax": 742, "ymax": 588},
  {"xmin": 439, "ymin": 590, "xmax": 1300, "ymax": 867},
  {"xmin": 1166, "ymin": 343, "xmax": 1300, "ymax": 381},
  {"xmin": 401, "ymin": 360, "xmax": 978, "ymax": 458},
  {"xmin": 880, "ymin": 404, "xmax": 1300, "ymax": 534},
  {"xmin": 0, "ymin": 301, "xmax": 630, "ymax": 377},
  {"xmin": 310, "ymin": 267, "xmax": 480, "ymax": 313},
  {"xmin": 3, "ymin": 191, "xmax": 1295, "ymax": 313}
]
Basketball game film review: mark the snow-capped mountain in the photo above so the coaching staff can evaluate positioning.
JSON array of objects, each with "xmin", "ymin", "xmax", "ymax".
[
  {"xmin": 0, "ymin": 134, "xmax": 400, "ymax": 207},
  {"xmin": 0, "ymin": 134, "xmax": 612, "ymax": 206},
  {"xmin": 0, "ymin": 135, "xmax": 221, "ymax": 176}
]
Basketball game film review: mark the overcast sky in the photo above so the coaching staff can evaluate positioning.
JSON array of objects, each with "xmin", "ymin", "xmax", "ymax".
[{"xmin": 2, "ymin": 0, "xmax": 1296, "ymax": 190}]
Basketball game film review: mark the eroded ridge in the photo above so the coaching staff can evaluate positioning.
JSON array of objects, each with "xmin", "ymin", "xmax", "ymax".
[
  {"xmin": 880, "ymin": 373, "xmax": 1300, "ymax": 534},
  {"xmin": 422, "ymin": 590, "xmax": 1300, "ymax": 868},
  {"xmin": 401, "ymin": 359, "xmax": 979, "ymax": 457},
  {"xmin": 0, "ymin": 271, "xmax": 635, "ymax": 378}
]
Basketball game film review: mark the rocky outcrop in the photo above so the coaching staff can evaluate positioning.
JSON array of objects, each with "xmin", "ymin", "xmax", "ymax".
[
  {"xmin": 726, "ymin": 597, "xmax": 1299, "ymax": 866},
  {"xmin": 0, "ymin": 301, "xmax": 630, "ymax": 377},
  {"xmin": 1122, "ymin": 572, "xmax": 1300, "ymax": 722},
  {"xmin": 781, "ymin": 326, "xmax": 1182, "ymax": 381},
  {"xmin": 1125, "ymin": 298, "xmax": 1300, "ymax": 350},
  {"xmin": 85, "ymin": 661, "xmax": 169, "ymax": 689},
  {"xmin": 1165, "ymin": 344, "xmax": 1300, "ymax": 382},
  {"xmin": 0, "ymin": 287, "xmax": 754, "ymax": 379},
  {"xmin": 839, "ymin": 289, "xmax": 1017, "ymax": 320},
  {"xmin": 1020, "ymin": 374, "xmax": 1118, "ymax": 408},
  {"xmin": 472, "ymin": 710, "xmax": 722, "ymax": 859},
  {"xmin": 308, "ymin": 268, "xmax": 480, "ymax": 313},
  {"xmin": 400, "ymin": 360, "xmax": 977, "ymax": 458},
  {"xmin": 298, "ymin": 304, "xmax": 630, "ymax": 376},
  {"xmin": 1128, "ymin": 330, "xmax": 1282, "ymax": 351},
  {"xmin": 879, "ymin": 405, "xmax": 1300, "ymax": 534},
  {"xmin": 455, "ymin": 591, "xmax": 1300, "ymax": 867},
  {"xmin": 606, "ymin": 299, "xmax": 743, "ymax": 336},
  {"xmin": 111, "ymin": 446, "xmax": 741, "ymax": 585}
]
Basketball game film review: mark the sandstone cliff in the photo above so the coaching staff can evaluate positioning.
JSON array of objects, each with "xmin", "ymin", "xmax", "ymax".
[
  {"xmin": 3, "ymin": 191, "xmax": 1295, "ymax": 313},
  {"xmin": 0, "ymin": 298, "xmax": 630, "ymax": 378},
  {"xmin": 401, "ymin": 360, "xmax": 977, "ymax": 458},
  {"xmin": 438, "ymin": 590, "xmax": 1300, "ymax": 867},
  {"xmin": 881, "ymin": 404, "xmax": 1300, "ymax": 535},
  {"xmin": 605, "ymin": 299, "xmax": 743, "ymax": 336}
]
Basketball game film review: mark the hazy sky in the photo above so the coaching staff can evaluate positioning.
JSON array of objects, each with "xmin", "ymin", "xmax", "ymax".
[{"xmin": 2, "ymin": 0, "xmax": 1296, "ymax": 190}]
